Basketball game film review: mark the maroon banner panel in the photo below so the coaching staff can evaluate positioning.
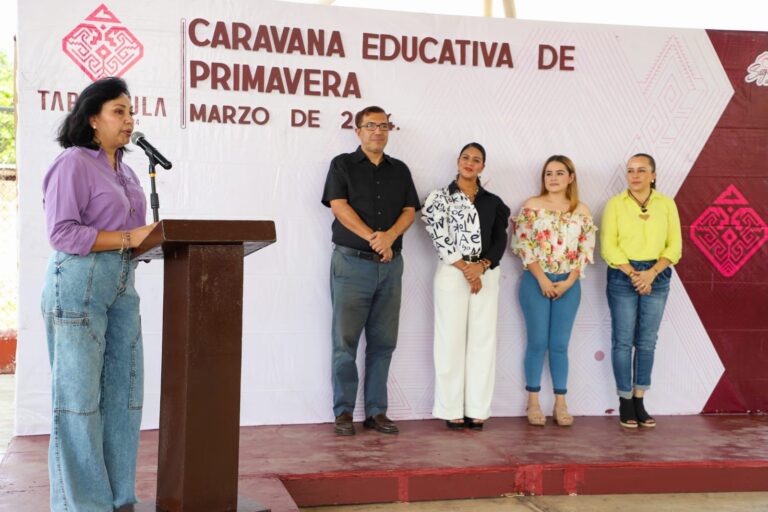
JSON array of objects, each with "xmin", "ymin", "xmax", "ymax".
[{"xmin": 676, "ymin": 30, "xmax": 768, "ymax": 413}]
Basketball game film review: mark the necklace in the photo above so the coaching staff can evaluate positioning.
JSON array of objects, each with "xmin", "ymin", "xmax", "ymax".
[
  {"xmin": 457, "ymin": 179, "xmax": 479, "ymax": 202},
  {"xmin": 628, "ymin": 189, "xmax": 652, "ymax": 219}
]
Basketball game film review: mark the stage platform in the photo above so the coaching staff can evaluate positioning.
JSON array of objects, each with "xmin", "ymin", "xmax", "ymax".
[{"xmin": 2, "ymin": 415, "xmax": 767, "ymax": 511}]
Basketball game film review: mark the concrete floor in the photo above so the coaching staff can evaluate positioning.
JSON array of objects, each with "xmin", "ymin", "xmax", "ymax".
[
  {"xmin": 0, "ymin": 373, "xmax": 13, "ymax": 461},
  {"xmin": 302, "ymin": 493, "xmax": 768, "ymax": 511},
  {"xmin": 2, "ymin": 374, "xmax": 767, "ymax": 512}
]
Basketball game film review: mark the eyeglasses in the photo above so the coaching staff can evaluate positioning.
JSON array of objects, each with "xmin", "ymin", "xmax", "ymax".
[{"xmin": 359, "ymin": 122, "xmax": 390, "ymax": 131}]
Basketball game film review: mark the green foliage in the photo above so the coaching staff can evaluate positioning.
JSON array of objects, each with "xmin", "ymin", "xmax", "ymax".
[
  {"xmin": 0, "ymin": 50, "xmax": 14, "ymax": 165},
  {"xmin": 0, "ymin": 51, "xmax": 11, "ymax": 106}
]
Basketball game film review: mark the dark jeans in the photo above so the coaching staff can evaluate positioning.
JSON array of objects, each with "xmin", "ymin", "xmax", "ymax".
[
  {"xmin": 606, "ymin": 260, "xmax": 672, "ymax": 399},
  {"xmin": 330, "ymin": 248, "xmax": 404, "ymax": 417}
]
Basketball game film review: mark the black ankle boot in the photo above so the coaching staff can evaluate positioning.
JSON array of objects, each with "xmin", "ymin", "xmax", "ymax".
[
  {"xmin": 633, "ymin": 396, "xmax": 656, "ymax": 427},
  {"xmin": 619, "ymin": 397, "xmax": 638, "ymax": 428}
]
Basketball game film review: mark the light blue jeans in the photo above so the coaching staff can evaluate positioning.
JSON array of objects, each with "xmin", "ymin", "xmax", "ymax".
[
  {"xmin": 42, "ymin": 250, "xmax": 143, "ymax": 511},
  {"xmin": 519, "ymin": 271, "xmax": 581, "ymax": 395},
  {"xmin": 606, "ymin": 261, "xmax": 672, "ymax": 399},
  {"xmin": 330, "ymin": 248, "xmax": 403, "ymax": 418}
]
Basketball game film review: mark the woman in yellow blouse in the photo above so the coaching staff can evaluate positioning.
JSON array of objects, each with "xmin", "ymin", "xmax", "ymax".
[
  {"xmin": 511, "ymin": 155, "xmax": 596, "ymax": 427},
  {"xmin": 600, "ymin": 153, "xmax": 682, "ymax": 429}
]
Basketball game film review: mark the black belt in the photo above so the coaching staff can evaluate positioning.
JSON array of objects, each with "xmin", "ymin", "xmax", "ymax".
[
  {"xmin": 335, "ymin": 245, "xmax": 399, "ymax": 262},
  {"xmin": 462, "ymin": 255, "xmax": 481, "ymax": 262}
]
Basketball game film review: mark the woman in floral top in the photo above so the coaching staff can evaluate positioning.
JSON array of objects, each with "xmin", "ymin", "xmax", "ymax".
[
  {"xmin": 511, "ymin": 155, "xmax": 596, "ymax": 426},
  {"xmin": 423, "ymin": 142, "xmax": 510, "ymax": 430}
]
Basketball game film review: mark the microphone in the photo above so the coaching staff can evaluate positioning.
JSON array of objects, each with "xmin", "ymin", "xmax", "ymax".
[{"xmin": 130, "ymin": 131, "xmax": 172, "ymax": 169}]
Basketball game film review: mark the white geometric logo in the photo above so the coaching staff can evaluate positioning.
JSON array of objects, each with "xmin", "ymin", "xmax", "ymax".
[{"xmin": 745, "ymin": 51, "xmax": 768, "ymax": 86}]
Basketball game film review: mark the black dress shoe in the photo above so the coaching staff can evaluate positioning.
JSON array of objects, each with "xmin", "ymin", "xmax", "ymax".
[
  {"xmin": 446, "ymin": 420, "xmax": 465, "ymax": 430},
  {"xmin": 334, "ymin": 412, "xmax": 355, "ymax": 436},
  {"xmin": 363, "ymin": 414, "xmax": 399, "ymax": 434},
  {"xmin": 464, "ymin": 417, "xmax": 484, "ymax": 430}
]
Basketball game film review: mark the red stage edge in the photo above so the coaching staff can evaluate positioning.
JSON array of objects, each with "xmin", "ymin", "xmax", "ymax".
[{"xmin": 281, "ymin": 460, "xmax": 768, "ymax": 507}]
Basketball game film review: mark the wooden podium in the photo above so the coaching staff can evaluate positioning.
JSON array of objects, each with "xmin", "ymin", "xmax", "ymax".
[{"xmin": 132, "ymin": 220, "xmax": 276, "ymax": 512}]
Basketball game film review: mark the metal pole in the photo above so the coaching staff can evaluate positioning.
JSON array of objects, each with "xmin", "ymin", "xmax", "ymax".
[
  {"xmin": 148, "ymin": 158, "xmax": 160, "ymax": 222},
  {"xmin": 502, "ymin": 0, "xmax": 517, "ymax": 18}
]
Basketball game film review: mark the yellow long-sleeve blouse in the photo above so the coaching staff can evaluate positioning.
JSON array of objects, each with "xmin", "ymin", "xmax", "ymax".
[{"xmin": 600, "ymin": 190, "xmax": 682, "ymax": 267}]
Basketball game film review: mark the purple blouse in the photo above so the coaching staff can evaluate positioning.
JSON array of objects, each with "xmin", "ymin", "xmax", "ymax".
[{"xmin": 43, "ymin": 146, "xmax": 147, "ymax": 256}]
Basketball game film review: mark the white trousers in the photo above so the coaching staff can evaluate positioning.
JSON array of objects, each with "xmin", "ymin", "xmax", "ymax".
[{"xmin": 432, "ymin": 263, "xmax": 501, "ymax": 420}]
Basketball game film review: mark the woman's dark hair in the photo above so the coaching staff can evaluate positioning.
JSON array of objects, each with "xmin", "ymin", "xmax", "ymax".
[
  {"xmin": 456, "ymin": 142, "xmax": 486, "ymax": 186},
  {"xmin": 57, "ymin": 77, "xmax": 130, "ymax": 149},
  {"xmin": 630, "ymin": 152, "xmax": 656, "ymax": 189},
  {"xmin": 458, "ymin": 142, "xmax": 486, "ymax": 163}
]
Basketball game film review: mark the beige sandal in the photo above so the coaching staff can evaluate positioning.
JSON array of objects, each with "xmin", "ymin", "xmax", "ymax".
[
  {"xmin": 553, "ymin": 404, "xmax": 574, "ymax": 427},
  {"xmin": 526, "ymin": 405, "xmax": 546, "ymax": 426}
]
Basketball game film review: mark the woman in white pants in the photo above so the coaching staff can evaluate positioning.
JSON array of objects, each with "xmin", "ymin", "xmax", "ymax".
[{"xmin": 423, "ymin": 142, "xmax": 511, "ymax": 430}]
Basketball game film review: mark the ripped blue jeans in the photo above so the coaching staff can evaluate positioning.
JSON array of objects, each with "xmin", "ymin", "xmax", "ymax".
[{"xmin": 42, "ymin": 250, "xmax": 143, "ymax": 511}]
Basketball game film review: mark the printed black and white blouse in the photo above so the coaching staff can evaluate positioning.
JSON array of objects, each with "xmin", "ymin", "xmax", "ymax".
[{"xmin": 422, "ymin": 181, "xmax": 511, "ymax": 269}]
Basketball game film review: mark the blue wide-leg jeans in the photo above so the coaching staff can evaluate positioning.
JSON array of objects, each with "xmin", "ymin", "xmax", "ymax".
[
  {"xmin": 606, "ymin": 261, "xmax": 671, "ymax": 399},
  {"xmin": 330, "ymin": 248, "xmax": 403, "ymax": 418},
  {"xmin": 42, "ymin": 250, "xmax": 143, "ymax": 511},
  {"xmin": 519, "ymin": 271, "xmax": 581, "ymax": 395}
]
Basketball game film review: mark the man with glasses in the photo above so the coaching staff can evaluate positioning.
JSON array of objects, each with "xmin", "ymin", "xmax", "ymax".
[{"xmin": 322, "ymin": 105, "xmax": 420, "ymax": 436}]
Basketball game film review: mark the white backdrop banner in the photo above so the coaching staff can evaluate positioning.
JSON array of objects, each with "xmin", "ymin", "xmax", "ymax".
[{"xmin": 16, "ymin": 0, "xmax": 731, "ymax": 434}]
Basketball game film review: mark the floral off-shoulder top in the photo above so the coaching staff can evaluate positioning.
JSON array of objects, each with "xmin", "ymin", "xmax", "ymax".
[{"xmin": 510, "ymin": 207, "xmax": 597, "ymax": 277}]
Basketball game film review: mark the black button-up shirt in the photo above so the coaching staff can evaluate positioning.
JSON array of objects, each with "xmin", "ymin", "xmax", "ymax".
[{"xmin": 322, "ymin": 146, "xmax": 421, "ymax": 252}]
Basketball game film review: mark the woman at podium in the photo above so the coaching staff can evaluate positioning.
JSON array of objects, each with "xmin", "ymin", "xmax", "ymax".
[{"xmin": 40, "ymin": 77, "xmax": 156, "ymax": 511}]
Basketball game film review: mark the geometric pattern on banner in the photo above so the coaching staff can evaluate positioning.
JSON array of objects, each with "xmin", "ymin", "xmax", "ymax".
[
  {"xmin": 612, "ymin": 36, "xmax": 701, "ymax": 197},
  {"xmin": 14, "ymin": 0, "xmax": 740, "ymax": 433},
  {"xmin": 62, "ymin": 3, "xmax": 143, "ymax": 81},
  {"xmin": 690, "ymin": 184, "xmax": 768, "ymax": 278},
  {"xmin": 745, "ymin": 50, "xmax": 768, "ymax": 87}
]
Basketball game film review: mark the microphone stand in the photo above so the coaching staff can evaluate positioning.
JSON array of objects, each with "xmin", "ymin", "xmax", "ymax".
[{"xmin": 147, "ymin": 154, "xmax": 160, "ymax": 222}]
